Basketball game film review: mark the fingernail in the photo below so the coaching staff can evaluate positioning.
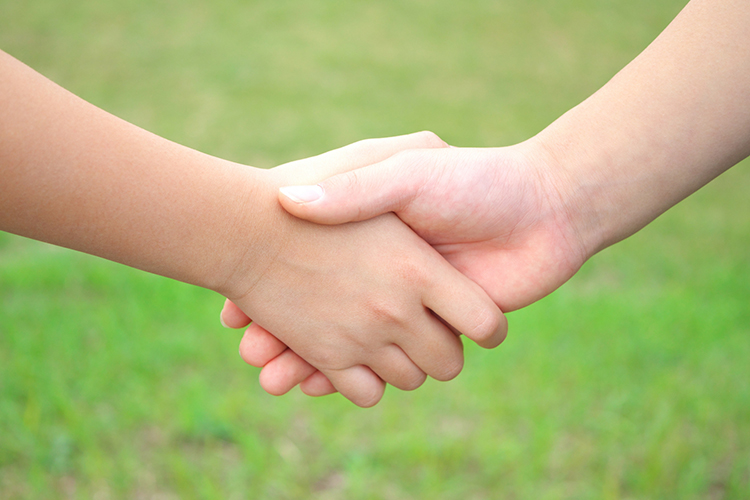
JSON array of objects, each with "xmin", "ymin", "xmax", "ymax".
[
  {"xmin": 279, "ymin": 185, "xmax": 323, "ymax": 203},
  {"xmin": 220, "ymin": 315, "xmax": 229, "ymax": 328}
]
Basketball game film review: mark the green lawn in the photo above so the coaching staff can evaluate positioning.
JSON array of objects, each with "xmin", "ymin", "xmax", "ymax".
[{"xmin": 2, "ymin": 0, "xmax": 749, "ymax": 498}]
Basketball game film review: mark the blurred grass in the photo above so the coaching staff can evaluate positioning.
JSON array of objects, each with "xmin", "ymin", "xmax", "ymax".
[{"xmin": 1, "ymin": 0, "xmax": 749, "ymax": 498}]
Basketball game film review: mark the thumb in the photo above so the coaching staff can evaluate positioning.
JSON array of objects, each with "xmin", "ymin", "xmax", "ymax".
[{"xmin": 278, "ymin": 150, "xmax": 429, "ymax": 225}]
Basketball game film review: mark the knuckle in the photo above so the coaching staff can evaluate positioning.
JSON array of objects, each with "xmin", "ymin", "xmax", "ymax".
[
  {"xmin": 365, "ymin": 298, "xmax": 410, "ymax": 327},
  {"xmin": 395, "ymin": 256, "xmax": 429, "ymax": 288},
  {"xmin": 413, "ymin": 130, "xmax": 449, "ymax": 149},
  {"xmin": 327, "ymin": 169, "xmax": 362, "ymax": 193}
]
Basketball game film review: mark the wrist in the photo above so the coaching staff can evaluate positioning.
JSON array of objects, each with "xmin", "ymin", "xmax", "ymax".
[
  {"xmin": 528, "ymin": 101, "xmax": 668, "ymax": 261},
  {"xmin": 525, "ymin": 127, "xmax": 610, "ymax": 262},
  {"xmin": 209, "ymin": 166, "xmax": 289, "ymax": 300},
  {"xmin": 512, "ymin": 130, "xmax": 606, "ymax": 265}
]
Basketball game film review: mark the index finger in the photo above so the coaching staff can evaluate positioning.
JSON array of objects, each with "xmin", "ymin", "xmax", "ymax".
[{"xmin": 422, "ymin": 255, "xmax": 507, "ymax": 349}]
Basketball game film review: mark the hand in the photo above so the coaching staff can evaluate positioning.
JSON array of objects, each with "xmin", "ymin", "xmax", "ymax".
[
  {"xmin": 223, "ymin": 133, "xmax": 507, "ymax": 406},
  {"xmin": 232, "ymin": 0, "xmax": 750, "ymax": 398},
  {"xmin": 278, "ymin": 142, "xmax": 587, "ymax": 312},
  {"xmin": 226, "ymin": 136, "xmax": 586, "ymax": 398}
]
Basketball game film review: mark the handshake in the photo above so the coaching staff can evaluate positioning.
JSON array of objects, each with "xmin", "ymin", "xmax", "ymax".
[
  {"xmin": 6, "ymin": 0, "xmax": 747, "ymax": 410},
  {"xmin": 216, "ymin": 132, "xmax": 587, "ymax": 407},
  {"xmin": 0, "ymin": 48, "xmax": 589, "ymax": 410}
]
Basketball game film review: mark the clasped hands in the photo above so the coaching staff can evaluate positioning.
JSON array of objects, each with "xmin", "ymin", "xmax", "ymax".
[{"xmin": 221, "ymin": 131, "xmax": 587, "ymax": 407}]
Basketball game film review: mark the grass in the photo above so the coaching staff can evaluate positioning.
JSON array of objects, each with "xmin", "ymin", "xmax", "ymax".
[{"xmin": 2, "ymin": 0, "xmax": 750, "ymax": 498}]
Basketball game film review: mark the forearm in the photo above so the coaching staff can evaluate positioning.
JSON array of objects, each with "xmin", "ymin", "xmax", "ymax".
[
  {"xmin": 532, "ymin": 0, "xmax": 750, "ymax": 258},
  {"xmin": 0, "ymin": 50, "xmax": 275, "ymax": 294}
]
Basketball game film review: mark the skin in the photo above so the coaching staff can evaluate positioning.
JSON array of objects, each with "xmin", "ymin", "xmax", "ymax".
[
  {"xmin": 0, "ymin": 50, "xmax": 506, "ymax": 408},
  {"xmin": 227, "ymin": 0, "xmax": 750, "ymax": 398}
]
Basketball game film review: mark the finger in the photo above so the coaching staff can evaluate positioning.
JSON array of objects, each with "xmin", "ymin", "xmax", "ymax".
[
  {"xmin": 396, "ymin": 315, "xmax": 465, "ymax": 382},
  {"xmin": 422, "ymin": 260, "xmax": 508, "ymax": 349},
  {"xmin": 321, "ymin": 365, "xmax": 386, "ymax": 408},
  {"xmin": 367, "ymin": 344, "xmax": 428, "ymax": 391},
  {"xmin": 220, "ymin": 299, "xmax": 252, "ymax": 329},
  {"xmin": 278, "ymin": 143, "xmax": 445, "ymax": 225},
  {"xmin": 258, "ymin": 349, "xmax": 318, "ymax": 396},
  {"xmin": 275, "ymin": 130, "xmax": 448, "ymax": 184},
  {"xmin": 238, "ymin": 323, "xmax": 289, "ymax": 367},
  {"xmin": 299, "ymin": 371, "xmax": 338, "ymax": 397}
]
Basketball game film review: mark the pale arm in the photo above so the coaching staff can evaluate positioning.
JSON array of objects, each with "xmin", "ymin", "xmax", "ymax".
[
  {"xmin": 279, "ymin": 0, "xmax": 750, "ymax": 303},
  {"xmin": 245, "ymin": 0, "xmax": 750, "ymax": 396},
  {"xmin": 536, "ymin": 0, "xmax": 750, "ymax": 257}
]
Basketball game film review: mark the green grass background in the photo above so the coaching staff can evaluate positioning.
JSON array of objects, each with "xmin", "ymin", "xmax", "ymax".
[{"xmin": 2, "ymin": 0, "xmax": 749, "ymax": 498}]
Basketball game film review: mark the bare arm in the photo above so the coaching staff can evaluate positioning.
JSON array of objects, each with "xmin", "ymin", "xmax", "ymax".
[
  {"xmin": 248, "ymin": 0, "xmax": 750, "ymax": 396},
  {"xmin": 277, "ymin": 0, "xmax": 750, "ymax": 305},
  {"xmin": 0, "ymin": 49, "xmax": 265, "ymax": 292},
  {"xmin": 537, "ymin": 0, "xmax": 750, "ymax": 257},
  {"xmin": 0, "ymin": 50, "xmax": 505, "ymax": 406}
]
